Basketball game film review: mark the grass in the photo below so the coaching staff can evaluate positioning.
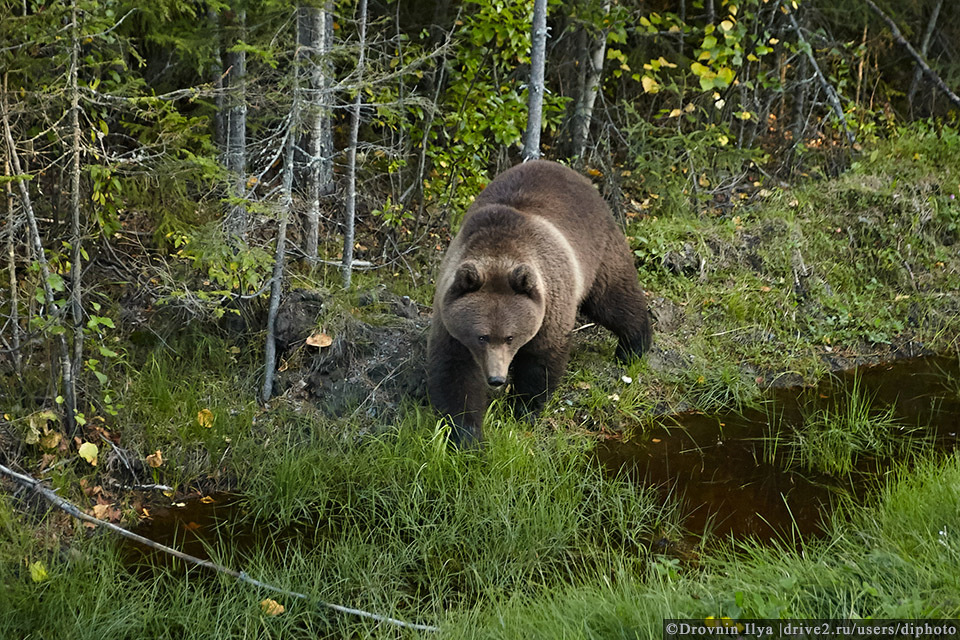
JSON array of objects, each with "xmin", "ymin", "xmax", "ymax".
[
  {"xmin": 3, "ymin": 442, "xmax": 959, "ymax": 638},
  {"xmin": 2, "ymin": 123, "xmax": 960, "ymax": 637},
  {"xmin": 791, "ymin": 374, "xmax": 923, "ymax": 476}
]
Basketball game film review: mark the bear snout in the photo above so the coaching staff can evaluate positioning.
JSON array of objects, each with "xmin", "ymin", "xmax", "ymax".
[{"xmin": 487, "ymin": 375, "xmax": 507, "ymax": 387}]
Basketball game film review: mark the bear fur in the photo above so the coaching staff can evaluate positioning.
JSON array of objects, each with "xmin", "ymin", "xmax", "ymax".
[{"xmin": 427, "ymin": 160, "xmax": 652, "ymax": 446}]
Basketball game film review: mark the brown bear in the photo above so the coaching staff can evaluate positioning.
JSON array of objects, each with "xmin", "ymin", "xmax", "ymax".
[{"xmin": 428, "ymin": 160, "xmax": 652, "ymax": 447}]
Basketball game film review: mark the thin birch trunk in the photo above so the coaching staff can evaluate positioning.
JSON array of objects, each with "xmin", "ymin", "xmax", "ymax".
[
  {"xmin": 786, "ymin": 11, "xmax": 856, "ymax": 147},
  {"xmin": 302, "ymin": 2, "xmax": 334, "ymax": 263},
  {"xmin": 262, "ymin": 15, "xmax": 302, "ymax": 404},
  {"xmin": 2, "ymin": 99, "xmax": 77, "ymax": 434},
  {"xmin": 3, "ymin": 100, "xmax": 20, "ymax": 375},
  {"xmin": 224, "ymin": 9, "xmax": 248, "ymax": 241},
  {"xmin": 522, "ymin": 0, "xmax": 548, "ymax": 161},
  {"xmin": 342, "ymin": 0, "xmax": 368, "ymax": 289},
  {"xmin": 571, "ymin": 1, "xmax": 610, "ymax": 162},
  {"xmin": 864, "ymin": 0, "xmax": 960, "ymax": 111},
  {"xmin": 209, "ymin": 6, "xmax": 226, "ymax": 155},
  {"xmin": 69, "ymin": 0, "xmax": 84, "ymax": 377},
  {"xmin": 906, "ymin": 0, "xmax": 944, "ymax": 112}
]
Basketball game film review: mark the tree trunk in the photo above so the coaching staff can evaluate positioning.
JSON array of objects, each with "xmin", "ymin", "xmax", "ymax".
[
  {"xmin": 301, "ymin": 2, "xmax": 335, "ymax": 263},
  {"xmin": 2, "ymin": 99, "xmax": 77, "ymax": 434},
  {"xmin": 224, "ymin": 9, "xmax": 248, "ymax": 241},
  {"xmin": 69, "ymin": 0, "xmax": 84, "ymax": 378},
  {"xmin": 209, "ymin": 6, "xmax": 225, "ymax": 155},
  {"xmin": 786, "ymin": 10, "xmax": 856, "ymax": 147},
  {"xmin": 262, "ymin": 12, "xmax": 303, "ymax": 404},
  {"xmin": 342, "ymin": 0, "xmax": 368, "ymax": 289},
  {"xmin": 3, "ymin": 77, "xmax": 20, "ymax": 376},
  {"xmin": 907, "ymin": 0, "xmax": 944, "ymax": 113},
  {"xmin": 522, "ymin": 0, "xmax": 548, "ymax": 161},
  {"xmin": 571, "ymin": 1, "xmax": 610, "ymax": 163},
  {"xmin": 864, "ymin": 0, "xmax": 960, "ymax": 111}
]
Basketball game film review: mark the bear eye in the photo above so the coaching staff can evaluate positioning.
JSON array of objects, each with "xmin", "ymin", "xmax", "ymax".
[
  {"xmin": 478, "ymin": 335, "xmax": 489, "ymax": 344},
  {"xmin": 506, "ymin": 336, "xmax": 514, "ymax": 344}
]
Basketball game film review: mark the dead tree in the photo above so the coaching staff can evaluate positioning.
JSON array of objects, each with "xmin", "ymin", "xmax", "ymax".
[
  {"xmin": 2, "ymin": 100, "xmax": 77, "ymax": 434},
  {"xmin": 68, "ymin": 0, "xmax": 84, "ymax": 378},
  {"xmin": 907, "ymin": 0, "xmax": 944, "ymax": 113},
  {"xmin": 262, "ymin": 15, "xmax": 303, "ymax": 404},
  {"xmin": 864, "ymin": 0, "xmax": 960, "ymax": 111}
]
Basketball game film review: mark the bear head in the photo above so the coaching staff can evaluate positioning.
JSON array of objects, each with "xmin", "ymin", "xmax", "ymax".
[{"xmin": 442, "ymin": 260, "xmax": 544, "ymax": 387}]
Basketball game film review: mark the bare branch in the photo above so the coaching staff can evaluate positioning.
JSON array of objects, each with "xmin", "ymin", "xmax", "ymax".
[{"xmin": 0, "ymin": 463, "xmax": 440, "ymax": 633}]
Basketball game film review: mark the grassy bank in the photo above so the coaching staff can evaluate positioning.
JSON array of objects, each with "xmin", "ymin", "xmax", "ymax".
[
  {"xmin": 2, "ymin": 426, "xmax": 959, "ymax": 637},
  {"xmin": 2, "ymin": 124, "xmax": 960, "ymax": 637}
]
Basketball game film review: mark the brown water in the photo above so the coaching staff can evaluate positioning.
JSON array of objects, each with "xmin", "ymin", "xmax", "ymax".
[
  {"xmin": 124, "ymin": 355, "xmax": 960, "ymax": 557},
  {"xmin": 597, "ymin": 355, "xmax": 960, "ymax": 541}
]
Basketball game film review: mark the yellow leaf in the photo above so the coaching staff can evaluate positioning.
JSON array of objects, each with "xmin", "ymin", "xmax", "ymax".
[
  {"xmin": 197, "ymin": 409, "xmax": 214, "ymax": 429},
  {"xmin": 200, "ymin": 495, "xmax": 215, "ymax": 504},
  {"xmin": 668, "ymin": 108, "xmax": 683, "ymax": 118},
  {"xmin": 92, "ymin": 503, "xmax": 111, "ymax": 519},
  {"xmin": 306, "ymin": 332, "xmax": 334, "ymax": 348},
  {"xmin": 146, "ymin": 450, "xmax": 163, "ymax": 468},
  {"xmin": 39, "ymin": 430, "xmax": 62, "ymax": 451},
  {"xmin": 720, "ymin": 19, "xmax": 734, "ymax": 31},
  {"xmin": 260, "ymin": 599, "xmax": 285, "ymax": 616},
  {"xmin": 585, "ymin": 167, "xmax": 602, "ymax": 177},
  {"xmin": 78, "ymin": 442, "xmax": 98, "ymax": 466},
  {"xmin": 657, "ymin": 56, "xmax": 677, "ymax": 69},
  {"xmin": 641, "ymin": 75, "xmax": 660, "ymax": 94},
  {"xmin": 29, "ymin": 561, "xmax": 49, "ymax": 583}
]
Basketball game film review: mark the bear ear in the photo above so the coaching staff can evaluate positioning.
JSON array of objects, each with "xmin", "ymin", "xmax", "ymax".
[
  {"xmin": 508, "ymin": 264, "xmax": 537, "ymax": 297},
  {"xmin": 450, "ymin": 262, "xmax": 483, "ymax": 297}
]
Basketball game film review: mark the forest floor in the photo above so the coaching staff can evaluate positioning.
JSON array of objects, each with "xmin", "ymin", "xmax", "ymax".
[{"xmin": 2, "ymin": 126, "xmax": 960, "ymax": 638}]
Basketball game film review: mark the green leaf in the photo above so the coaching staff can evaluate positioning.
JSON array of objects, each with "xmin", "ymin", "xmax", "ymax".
[
  {"xmin": 78, "ymin": 442, "xmax": 98, "ymax": 466},
  {"xmin": 29, "ymin": 561, "xmax": 49, "ymax": 583}
]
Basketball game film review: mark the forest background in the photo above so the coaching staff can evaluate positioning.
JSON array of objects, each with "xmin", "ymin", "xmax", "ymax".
[{"xmin": 2, "ymin": 0, "xmax": 960, "ymax": 637}]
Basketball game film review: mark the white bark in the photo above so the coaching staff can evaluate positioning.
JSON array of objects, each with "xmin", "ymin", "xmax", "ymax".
[
  {"xmin": 224, "ymin": 9, "xmax": 248, "ymax": 241},
  {"xmin": 342, "ymin": 0, "xmax": 368, "ymax": 289},
  {"xmin": 522, "ymin": 0, "xmax": 549, "ymax": 161},
  {"xmin": 301, "ymin": 2, "xmax": 335, "ymax": 262},
  {"xmin": 571, "ymin": 1, "xmax": 610, "ymax": 162}
]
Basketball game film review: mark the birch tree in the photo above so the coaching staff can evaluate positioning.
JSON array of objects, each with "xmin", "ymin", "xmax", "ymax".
[
  {"xmin": 570, "ymin": 1, "xmax": 610, "ymax": 163},
  {"xmin": 262, "ymin": 12, "xmax": 303, "ymax": 404},
  {"xmin": 522, "ymin": 0, "xmax": 549, "ymax": 161},
  {"xmin": 223, "ymin": 9, "xmax": 249, "ymax": 241},
  {"xmin": 342, "ymin": 0, "xmax": 368, "ymax": 289},
  {"xmin": 300, "ymin": 1, "xmax": 335, "ymax": 263}
]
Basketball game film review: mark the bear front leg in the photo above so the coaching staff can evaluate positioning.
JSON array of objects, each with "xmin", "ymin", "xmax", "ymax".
[
  {"xmin": 427, "ymin": 327, "xmax": 489, "ymax": 447},
  {"xmin": 509, "ymin": 341, "xmax": 570, "ymax": 421},
  {"xmin": 582, "ymin": 271, "xmax": 652, "ymax": 362}
]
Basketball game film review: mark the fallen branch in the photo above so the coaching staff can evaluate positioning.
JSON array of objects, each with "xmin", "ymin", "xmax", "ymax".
[
  {"xmin": 0, "ymin": 463, "xmax": 439, "ymax": 633},
  {"xmin": 863, "ymin": 0, "xmax": 960, "ymax": 111}
]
